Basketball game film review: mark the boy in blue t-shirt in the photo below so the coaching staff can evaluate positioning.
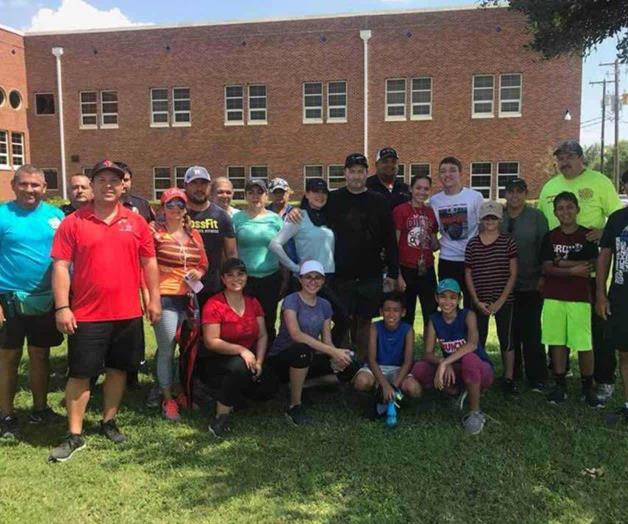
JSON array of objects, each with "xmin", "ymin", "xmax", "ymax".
[{"xmin": 353, "ymin": 292, "xmax": 421, "ymax": 406}]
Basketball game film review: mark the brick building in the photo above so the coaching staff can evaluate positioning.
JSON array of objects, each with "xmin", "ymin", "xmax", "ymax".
[{"xmin": 1, "ymin": 6, "xmax": 581, "ymax": 202}]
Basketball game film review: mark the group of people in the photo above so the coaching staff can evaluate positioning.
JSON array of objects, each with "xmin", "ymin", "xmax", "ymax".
[{"xmin": 0, "ymin": 140, "xmax": 627, "ymax": 463}]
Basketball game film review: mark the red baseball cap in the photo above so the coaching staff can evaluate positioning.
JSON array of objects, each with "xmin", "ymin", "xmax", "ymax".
[{"xmin": 160, "ymin": 187, "xmax": 188, "ymax": 205}]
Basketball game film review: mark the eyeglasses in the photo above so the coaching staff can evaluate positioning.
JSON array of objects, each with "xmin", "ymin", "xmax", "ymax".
[{"xmin": 165, "ymin": 200, "xmax": 186, "ymax": 210}]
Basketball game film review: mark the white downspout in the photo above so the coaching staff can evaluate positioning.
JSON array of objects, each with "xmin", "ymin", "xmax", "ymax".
[
  {"xmin": 51, "ymin": 47, "xmax": 67, "ymax": 200},
  {"xmin": 359, "ymin": 30, "xmax": 372, "ymax": 155}
]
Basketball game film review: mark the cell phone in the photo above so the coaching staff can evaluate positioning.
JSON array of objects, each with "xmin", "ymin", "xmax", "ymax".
[{"xmin": 184, "ymin": 274, "xmax": 204, "ymax": 294}]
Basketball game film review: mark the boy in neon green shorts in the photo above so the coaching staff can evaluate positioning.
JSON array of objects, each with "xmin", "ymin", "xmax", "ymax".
[{"xmin": 540, "ymin": 191, "xmax": 600, "ymax": 406}]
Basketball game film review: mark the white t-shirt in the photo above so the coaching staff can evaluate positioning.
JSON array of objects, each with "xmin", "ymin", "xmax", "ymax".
[{"xmin": 429, "ymin": 188, "xmax": 484, "ymax": 262}]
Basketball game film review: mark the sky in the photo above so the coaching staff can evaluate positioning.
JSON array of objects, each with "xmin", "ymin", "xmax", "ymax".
[{"xmin": 1, "ymin": 0, "xmax": 626, "ymax": 146}]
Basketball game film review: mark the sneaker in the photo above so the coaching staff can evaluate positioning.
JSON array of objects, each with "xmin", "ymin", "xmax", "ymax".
[
  {"xmin": 581, "ymin": 389, "xmax": 605, "ymax": 409},
  {"xmin": 285, "ymin": 404, "xmax": 312, "ymax": 426},
  {"xmin": 597, "ymin": 384, "xmax": 614, "ymax": 403},
  {"xmin": 547, "ymin": 385, "xmax": 567, "ymax": 405},
  {"xmin": 455, "ymin": 390, "xmax": 468, "ymax": 411},
  {"xmin": 145, "ymin": 384, "xmax": 161, "ymax": 408},
  {"xmin": 462, "ymin": 411, "xmax": 486, "ymax": 435},
  {"xmin": 162, "ymin": 399, "xmax": 181, "ymax": 422},
  {"xmin": 28, "ymin": 406, "xmax": 65, "ymax": 425},
  {"xmin": 0, "ymin": 415, "xmax": 20, "ymax": 440},
  {"xmin": 175, "ymin": 392, "xmax": 190, "ymax": 410},
  {"xmin": 48, "ymin": 434, "xmax": 86, "ymax": 463},
  {"xmin": 99, "ymin": 419, "xmax": 128, "ymax": 443},
  {"xmin": 502, "ymin": 379, "xmax": 520, "ymax": 399},
  {"xmin": 208, "ymin": 414, "xmax": 230, "ymax": 438},
  {"xmin": 530, "ymin": 382, "xmax": 547, "ymax": 394}
]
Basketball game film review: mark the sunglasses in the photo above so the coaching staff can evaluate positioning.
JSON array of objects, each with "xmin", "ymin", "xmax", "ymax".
[{"xmin": 165, "ymin": 200, "xmax": 186, "ymax": 210}]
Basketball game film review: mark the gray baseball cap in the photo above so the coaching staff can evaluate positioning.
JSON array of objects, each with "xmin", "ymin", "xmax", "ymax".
[
  {"xmin": 553, "ymin": 140, "xmax": 583, "ymax": 157},
  {"xmin": 184, "ymin": 166, "xmax": 211, "ymax": 184}
]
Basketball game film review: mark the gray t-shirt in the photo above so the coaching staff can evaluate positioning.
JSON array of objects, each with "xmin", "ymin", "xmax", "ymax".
[
  {"xmin": 270, "ymin": 292, "xmax": 332, "ymax": 355},
  {"xmin": 500, "ymin": 205, "xmax": 548, "ymax": 292}
]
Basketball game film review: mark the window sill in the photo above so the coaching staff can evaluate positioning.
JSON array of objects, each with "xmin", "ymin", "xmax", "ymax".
[
  {"xmin": 150, "ymin": 123, "xmax": 170, "ymax": 128},
  {"xmin": 498, "ymin": 112, "xmax": 522, "ymax": 119},
  {"xmin": 385, "ymin": 116, "xmax": 407, "ymax": 122},
  {"xmin": 172, "ymin": 122, "xmax": 192, "ymax": 128},
  {"xmin": 79, "ymin": 125, "xmax": 98, "ymax": 130},
  {"xmin": 303, "ymin": 119, "xmax": 323, "ymax": 124},
  {"xmin": 100, "ymin": 124, "xmax": 119, "ymax": 129},
  {"xmin": 0, "ymin": 164, "xmax": 10, "ymax": 170},
  {"xmin": 410, "ymin": 115, "xmax": 433, "ymax": 121},
  {"xmin": 471, "ymin": 114, "xmax": 495, "ymax": 119},
  {"xmin": 224, "ymin": 121, "xmax": 244, "ymax": 126},
  {"xmin": 327, "ymin": 118, "xmax": 347, "ymax": 124},
  {"xmin": 248, "ymin": 120, "xmax": 267, "ymax": 126},
  {"xmin": 35, "ymin": 113, "xmax": 56, "ymax": 117}
]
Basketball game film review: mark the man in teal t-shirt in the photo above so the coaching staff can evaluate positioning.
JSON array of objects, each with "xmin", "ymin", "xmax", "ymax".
[
  {"xmin": 538, "ymin": 140, "xmax": 623, "ymax": 402},
  {"xmin": 0, "ymin": 165, "xmax": 65, "ymax": 440}
]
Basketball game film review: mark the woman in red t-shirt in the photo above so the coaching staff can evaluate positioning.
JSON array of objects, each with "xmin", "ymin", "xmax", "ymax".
[
  {"xmin": 201, "ymin": 258, "xmax": 277, "ymax": 437},
  {"xmin": 392, "ymin": 174, "xmax": 440, "ymax": 335}
]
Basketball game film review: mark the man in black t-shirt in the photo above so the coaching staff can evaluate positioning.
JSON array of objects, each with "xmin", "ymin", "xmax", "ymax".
[
  {"xmin": 116, "ymin": 161, "xmax": 156, "ymax": 223},
  {"xmin": 365, "ymin": 147, "xmax": 410, "ymax": 209},
  {"xmin": 596, "ymin": 206, "xmax": 628, "ymax": 422},
  {"xmin": 59, "ymin": 174, "xmax": 93, "ymax": 216}
]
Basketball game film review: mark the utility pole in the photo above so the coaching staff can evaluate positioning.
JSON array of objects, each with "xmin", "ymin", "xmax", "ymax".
[
  {"xmin": 590, "ymin": 78, "xmax": 607, "ymax": 172},
  {"xmin": 600, "ymin": 59, "xmax": 621, "ymax": 188}
]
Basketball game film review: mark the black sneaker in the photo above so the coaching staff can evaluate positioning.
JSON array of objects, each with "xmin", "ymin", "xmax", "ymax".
[
  {"xmin": 29, "ymin": 406, "xmax": 65, "ymax": 425},
  {"xmin": 547, "ymin": 385, "xmax": 567, "ymax": 405},
  {"xmin": 285, "ymin": 404, "xmax": 312, "ymax": 426},
  {"xmin": 530, "ymin": 382, "xmax": 547, "ymax": 394},
  {"xmin": 99, "ymin": 419, "xmax": 128, "ymax": 443},
  {"xmin": 581, "ymin": 389, "xmax": 605, "ymax": 408},
  {"xmin": 0, "ymin": 415, "xmax": 20, "ymax": 440},
  {"xmin": 502, "ymin": 379, "xmax": 520, "ymax": 399},
  {"xmin": 48, "ymin": 434, "xmax": 86, "ymax": 463},
  {"xmin": 208, "ymin": 414, "xmax": 230, "ymax": 438}
]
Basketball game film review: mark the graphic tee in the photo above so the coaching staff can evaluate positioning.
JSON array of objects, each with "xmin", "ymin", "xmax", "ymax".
[
  {"xmin": 540, "ymin": 226, "xmax": 598, "ymax": 303},
  {"xmin": 429, "ymin": 188, "xmax": 484, "ymax": 262},
  {"xmin": 392, "ymin": 202, "xmax": 438, "ymax": 268},
  {"xmin": 430, "ymin": 309, "xmax": 492, "ymax": 365},
  {"xmin": 600, "ymin": 207, "xmax": 628, "ymax": 308}
]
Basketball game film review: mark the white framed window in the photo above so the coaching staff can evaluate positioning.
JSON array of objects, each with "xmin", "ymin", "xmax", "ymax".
[
  {"xmin": 248, "ymin": 85, "xmax": 267, "ymax": 124},
  {"xmin": 150, "ymin": 88, "xmax": 169, "ymax": 127},
  {"xmin": 472, "ymin": 75, "xmax": 494, "ymax": 118},
  {"xmin": 386, "ymin": 78, "xmax": 406, "ymax": 121},
  {"xmin": 153, "ymin": 167, "xmax": 171, "ymax": 200},
  {"xmin": 225, "ymin": 86, "xmax": 244, "ymax": 125},
  {"xmin": 80, "ymin": 91, "xmax": 98, "ymax": 129},
  {"xmin": 0, "ymin": 131, "xmax": 8, "ymax": 168},
  {"xmin": 396, "ymin": 164, "xmax": 407, "ymax": 184},
  {"xmin": 497, "ymin": 162, "xmax": 520, "ymax": 198},
  {"xmin": 499, "ymin": 73, "xmax": 522, "ymax": 117},
  {"xmin": 411, "ymin": 77, "xmax": 432, "ymax": 120},
  {"xmin": 173, "ymin": 88, "xmax": 191, "ymax": 126},
  {"xmin": 100, "ymin": 90, "xmax": 118, "ymax": 128},
  {"xmin": 43, "ymin": 168, "xmax": 59, "ymax": 190},
  {"xmin": 328, "ymin": 81, "xmax": 347, "ymax": 122},
  {"xmin": 9, "ymin": 90, "xmax": 22, "ymax": 110},
  {"xmin": 11, "ymin": 133, "xmax": 24, "ymax": 167},
  {"xmin": 227, "ymin": 166, "xmax": 246, "ymax": 199},
  {"xmin": 328, "ymin": 165, "xmax": 345, "ymax": 190},
  {"xmin": 303, "ymin": 82, "xmax": 323, "ymax": 123},
  {"xmin": 470, "ymin": 162, "xmax": 492, "ymax": 199},
  {"xmin": 175, "ymin": 166, "xmax": 189, "ymax": 189},
  {"xmin": 35, "ymin": 93, "xmax": 55, "ymax": 115},
  {"xmin": 410, "ymin": 163, "xmax": 431, "ymax": 179},
  {"xmin": 250, "ymin": 166, "xmax": 268, "ymax": 185},
  {"xmin": 304, "ymin": 165, "xmax": 324, "ymax": 189}
]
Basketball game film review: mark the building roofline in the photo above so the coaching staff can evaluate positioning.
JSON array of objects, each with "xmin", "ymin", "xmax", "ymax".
[
  {"xmin": 0, "ymin": 23, "xmax": 24, "ymax": 36},
  {"xmin": 24, "ymin": 4, "xmax": 501, "ymax": 37}
]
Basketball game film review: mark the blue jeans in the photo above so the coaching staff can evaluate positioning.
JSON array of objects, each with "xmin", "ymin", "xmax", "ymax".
[{"xmin": 153, "ymin": 296, "xmax": 188, "ymax": 391}]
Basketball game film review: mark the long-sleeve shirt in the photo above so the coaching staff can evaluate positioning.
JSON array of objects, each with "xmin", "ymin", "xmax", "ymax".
[{"xmin": 323, "ymin": 188, "xmax": 399, "ymax": 279}]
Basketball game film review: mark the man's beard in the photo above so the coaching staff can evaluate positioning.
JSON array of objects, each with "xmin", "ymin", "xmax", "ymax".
[{"xmin": 189, "ymin": 193, "xmax": 208, "ymax": 204}]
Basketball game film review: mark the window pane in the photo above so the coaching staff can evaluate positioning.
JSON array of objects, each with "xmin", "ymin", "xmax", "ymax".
[
  {"xmin": 226, "ymin": 98, "xmax": 243, "ymax": 110},
  {"xmin": 175, "ymin": 166, "xmax": 189, "ymax": 189},
  {"xmin": 43, "ymin": 169, "xmax": 58, "ymax": 190},
  {"xmin": 411, "ymin": 164, "xmax": 430, "ymax": 177},
  {"xmin": 412, "ymin": 78, "xmax": 431, "ymax": 90},
  {"xmin": 35, "ymin": 94, "xmax": 55, "ymax": 115},
  {"xmin": 387, "ymin": 92, "xmax": 405, "ymax": 105},
  {"xmin": 0, "ymin": 131, "xmax": 8, "ymax": 166},
  {"xmin": 305, "ymin": 108, "xmax": 322, "ymax": 119},
  {"xmin": 249, "ymin": 85, "xmax": 266, "ymax": 97},
  {"xmin": 328, "ymin": 165, "xmax": 345, "ymax": 190},
  {"xmin": 227, "ymin": 111, "xmax": 243, "ymax": 121},
  {"xmin": 304, "ymin": 165, "xmax": 323, "ymax": 178},
  {"xmin": 387, "ymin": 79, "xmax": 406, "ymax": 91},
  {"xmin": 388, "ymin": 106, "xmax": 405, "ymax": 117},
  {"xmin": 329, "ymin": 108, "xmax": 345, "ymax": 119},
  {"xmin": 501, "ymin": 74, "xmax": 521, "ymax": 87},
  {"xmin": 81, "ymin": 92, "xmax": 97, "ymax": 103},
  {"xmin": 250, "ymin": 110, "xmax": 266, "ymax": 120},
  {"xmin": 304, "ymin": 83, "xmax": 322, "ymax": 95},
  {"xmin": 11, "ymin": 133, "xmax": 24, "ymax": 166},
  {"xmin": 249, "ymin": 97, "xmax": 266, "ymax": 109},
  {"xmin": 228, "ymin": 166, "xmax": 246, "ymax": 199},
  {"xmin": 473, "ymin": 76, "xmax": 493, "ymax": 88},
  {"xmin": 474, "ymin": 102, "xmax": 492, "ymax": 113},
  {"xmin": 226, "ymin": 86, "xmax": 243, "ymax": 97},
  {"xmin": 152, "ymin": 89, "xmax": 168, "ymax": 100}
]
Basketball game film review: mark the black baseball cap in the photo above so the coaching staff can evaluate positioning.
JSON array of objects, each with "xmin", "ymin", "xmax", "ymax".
[
  {"xmin": 305, "ymin": 178, "xmax": 329, "ymax": 193},
  {"xmin": 244, "ymin": 179, "xmax": 268, "ymax": 192},
  {"xmin": 221, "ymin": 257, "xmax": 247, "ymax": 274},
  {"xmin": 553, "ymin": 140, "xmax": 583, "ymax": 157},
  {"xmin": 505, "ymin": 177, "xmax": 528, "ymax": 192},
  {"xmin": 345, "ymin": 153, "xmax": 368, "ymax": 169},
  {"xmin": 90, "ymin": 159, "xmax": 125, "ymax": 179},
  {"xmin": 376, "ymin": 147, "xmax": 399, "ymax": 162}
]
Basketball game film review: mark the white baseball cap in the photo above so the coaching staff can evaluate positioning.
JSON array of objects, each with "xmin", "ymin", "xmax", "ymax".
[{"xmin": 299, "ymin": 260, "xmax": 325, "ymax": 276}]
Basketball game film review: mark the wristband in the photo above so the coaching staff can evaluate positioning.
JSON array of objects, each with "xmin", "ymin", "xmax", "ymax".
[{"xmin": 55, "ymin": 305, "xmax": 70, "ymax": 312}]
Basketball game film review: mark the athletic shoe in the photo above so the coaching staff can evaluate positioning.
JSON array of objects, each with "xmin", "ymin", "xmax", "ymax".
[
  {"xmin": 99, "ymin": 419, "xmax": 128, "ymax": 443},
  {"xmin": 455, "ymin": 390, "xmax": 468, "ymax": 411},
  {"xmin": 145, "ymin": 384, "xmax": 161, "ymax": 408},
  {"xmin": 162, "ymin": 399, "xmax": 181, "ymax": 422},
  {"xmin": 462, "ymin": 411, "xmax": 486, "ymax": 435},
  {"xmin": 0, "ymin": 415, "xmax": 20, "ymax": 440},
  {"xmin": 502, "ymin": 379, "xmax": 520, "ymax": 399},
  {"xmin": 581, "ymin": 389, "xmax": 605, "ymax": 409},
  {"xmin": 596, "ymin": 384, "xmax": 614, "ymax": 403},
  {"xmin": 175, "ymin": 392, "xmax": 191, "ymax": 410},
  {"xmin": 208, "ymin": 414, "xmax": 230, "ymax": 438},
  {"xmin": 28, "ymin": 406, "xmax": 65, "ymax": 425},
  {"xmin": 48, "ymin": 434, "xmax": 85, "ymax": 463},
  {"xmin": 530, "ymin": 382, "xmax": 547, "ymax": 394},
  {"xmin": 547, "ymin": 385, "xmax": 567, "ymax": 405},
  {"xmin": 285, "ymin": 404, "xmax": 312, "ymax": 426}
]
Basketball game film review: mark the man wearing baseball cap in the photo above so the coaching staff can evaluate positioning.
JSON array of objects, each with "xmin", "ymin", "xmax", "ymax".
[
  {"xmin": 184, "ymin": 165, "xmax": 237, "ymax": 307},
  {"xmin": 48, "ymin": 159, "xmax": 161, "ymax": 462},
  {"xmin": 116, "ymin": 161, "xmax": 155, "ymax": 223},
  {"xmin": 538, "ymin": 140, "xmax": 623, "ymax": 402},
  {"xmin": 500, "ymin": 178, "xmax": 549, "ymax": 391},
  {"xmin": 266, "ymin": 177, "xmax": 298, "ymax": 276},
  {"xmin": 366, "ymin": 147, "xmax": 410, "ymax": 209}
]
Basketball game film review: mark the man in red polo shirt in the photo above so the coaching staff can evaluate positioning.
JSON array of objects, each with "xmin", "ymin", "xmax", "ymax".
[{"xmin": 48, "ymin": 160, "xmax": 161, "ymax": 463}]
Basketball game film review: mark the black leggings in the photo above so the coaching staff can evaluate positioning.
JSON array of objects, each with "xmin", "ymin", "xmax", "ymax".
[
  {"xmin": 475, "ymin": 301, "xmax": 514, "ymax": 353},
  {"xmin": 245, "ymin": 271, "xmax": 282, "ymax": 342},
  {"xmin": 400, "ymin": 265, "xmax": 437, "ymax": 332},
  {"xmin": 438, "ymin": 259, "xmax": 470, "ymax": 309}
]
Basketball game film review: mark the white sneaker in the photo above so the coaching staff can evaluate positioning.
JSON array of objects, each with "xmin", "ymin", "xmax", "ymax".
[
  {"xmin": 462, "ymin": 411, "xmax": 486, "ymax": 435},
  {"xmin": 597, "ymin": 384, "xmax": 614, "ymax": 403}
]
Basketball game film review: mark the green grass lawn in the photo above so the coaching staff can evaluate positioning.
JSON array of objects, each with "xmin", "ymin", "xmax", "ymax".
[{"xmin": 1, "ymin": 321, "xmax": 627, "ymax": 524}]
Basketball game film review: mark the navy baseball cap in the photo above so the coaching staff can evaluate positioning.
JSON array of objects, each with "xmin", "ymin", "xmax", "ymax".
[
  {"xmin": 505, "ymin": 177, "xmax": 528, "ymax": 192},
  {"xmin": 345, "ymin": 153, "xmax": 368, "ymax": 169},
  {"xmin": 305, "ymin": 178, "xmax": 329, "ymax": 193},
  {"xmin": 376, "ymin": 147, "xmax": 399, "ymax": 162}
]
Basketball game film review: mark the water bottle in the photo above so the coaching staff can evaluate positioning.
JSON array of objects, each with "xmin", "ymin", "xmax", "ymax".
[{"xmin": 386, "ymin": 400, "xmax": 397, "ymax": 428}]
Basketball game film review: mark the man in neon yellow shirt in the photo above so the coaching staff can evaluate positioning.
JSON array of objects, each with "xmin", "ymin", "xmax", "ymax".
[{"xmin": 538, "ymin": 140, "xmax": 623, "ymax": 403}]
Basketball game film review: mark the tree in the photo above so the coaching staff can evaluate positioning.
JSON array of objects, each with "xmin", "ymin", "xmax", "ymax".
[
  {"xmin": 480, "ymin": 1, "xmax": 628, "ymax": 62},
  {"xmin": 582, "ymin": 140, "xmax": 628, "ymax": 182}
]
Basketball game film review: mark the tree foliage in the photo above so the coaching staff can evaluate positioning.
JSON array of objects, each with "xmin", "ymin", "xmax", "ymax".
[
  {"xmin": 583, "ymin": 140, "xmax": 628, "ymax": 180},
  {"xmin": 481, "ymin": 1, "xmax": 628, "ymax": 62}
]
